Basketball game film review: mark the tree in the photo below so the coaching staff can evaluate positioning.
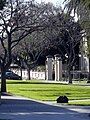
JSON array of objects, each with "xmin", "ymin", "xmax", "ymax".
[
  {"xmin": 0, "ymin": 0, "xmax": 6, "ymax": 10},
  {"xmin": 11, "ymin": 3, "xmax": 64, "ymax": 80},
  {"xmin": 64, "ymin": 0, "xmax": 90, "ymax": 12},
  {"xmin": 0, "ymin": 0, "xmax": 54, "ymax": 92},
  {"xmin": 12, "ymin": 10, "xmax": 82, "ymax": 83},
  {"xmin": 50, "ymin": 13, "xmax": 82, "ymax": 83},
  {"xmin": 12, "ymin": 31, "xmax": 49, "ymax": 80},
  {"xmin": 64, "ymin": 0, "xmax": 90, "ymax": 82},
  {"xmin": 40, "ymin": 11, "xmax": 82, "ymax": 83}
]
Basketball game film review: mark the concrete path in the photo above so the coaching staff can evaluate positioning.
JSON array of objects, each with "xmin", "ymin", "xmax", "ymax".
[{"xmin": 0, "ymin": 95, "xmax": 90, "ymax": 120}]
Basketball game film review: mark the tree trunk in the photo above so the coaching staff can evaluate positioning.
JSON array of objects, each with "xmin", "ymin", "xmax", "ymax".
[
  {"xmin": 1, "ymin": 68, "xmax": 6, "ymax": 92},
  {"xmin": 28, "ymin": 68, "xmax": 31, "ymax": 80},
  {"xmin": 20, "ymin": 67, "xmax": 22, "ymax": 80},
  {"xmin": 68, "ymin": 68, "xmax": 72, "ymax": 84},
  {"xmin": 87, "ymin": 57, "xmax": 90, "ymax": 83}
]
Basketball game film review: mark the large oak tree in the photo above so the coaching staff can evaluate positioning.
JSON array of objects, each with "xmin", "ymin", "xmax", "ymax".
[
  {"xmin": 0, "ymin": 0, "xmax": 54, "ymax": 92},
  {"xmin": 13, "ymin": 12, "xmax": 82, "ymax": 83}
]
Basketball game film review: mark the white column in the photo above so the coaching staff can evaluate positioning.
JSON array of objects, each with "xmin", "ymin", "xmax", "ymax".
[
  {"xmin": 54, "ymin": 55, "xmax": 58, "ymax": 81},
  {"xmin": 57, "ymin": 57, "xmax": 62, "ymax": 81},
  {"xmin": 85, "ymin": 56, "xmax": 89, "ymax": 72},
  {"xmin": 46, "ymin": 55, "xmax": 53, "ymax": 81},
  {"xmin": 54, "ymin": 54, "xmax": 62, "ymax": 81},
  {"xmin": 79, "ymin": 54, "xmax": 88, "ymax": 72}
]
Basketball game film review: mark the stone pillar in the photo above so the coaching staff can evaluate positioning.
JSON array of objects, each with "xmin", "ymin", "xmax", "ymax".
[
  {"xmin": 46, "ymin": 55, "xmax": 53, "ymax": 81},
  {"xmin": 54, "ymin": 55, "xmax": 58, "ymax": 81},
  {"xmin": 54, "ymin": 54, "xmax": 62, "ymax": 81},
  {"xmin": 57, "ymin": 57, "xmax": 62, "ymax": 81},
  {"xmin": 85, "ymin": 56, "xmax": 89, "ymax": 72},
  {"xmin": 81, "ymin": 54, "xmax": 85, "ymax": 71},
  {"xmin": 79, "ymin": 54, "xmax": 89, "ymax": 72}
]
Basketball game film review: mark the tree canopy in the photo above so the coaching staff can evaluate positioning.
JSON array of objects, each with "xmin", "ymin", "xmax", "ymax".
[
  {"xmin": 65, "ymin": 0, "xmax": 90, "ymax": 81},
  {"xmin": 12, "ymin": 12, "xmax": 82, "ymax": 83},
  {"xmin": 0, "ymin": 0, "xmax": 6, "ymax": 10},
  {"xmin": 0, "ymin": 0, "xmax": 57, "ymax": 92}
]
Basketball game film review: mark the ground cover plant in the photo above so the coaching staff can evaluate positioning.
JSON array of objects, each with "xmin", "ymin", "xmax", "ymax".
[{"xmin": 6, "ymin": 80, "xmax": 90, "ymax": 105}]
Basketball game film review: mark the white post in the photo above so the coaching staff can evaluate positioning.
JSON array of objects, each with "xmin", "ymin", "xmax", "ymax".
[{"xmin": 46, "ymin": 55, "xmax": 53, "ymax": 81}]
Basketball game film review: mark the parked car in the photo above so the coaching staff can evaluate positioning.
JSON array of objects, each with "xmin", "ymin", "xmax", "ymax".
[{"xmin": 5, "ymin": 71, "xmax": 22, "ymax": 80}]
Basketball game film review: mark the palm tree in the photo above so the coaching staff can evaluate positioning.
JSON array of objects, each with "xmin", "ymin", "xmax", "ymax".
[
  {"xmin": 64, "ymin": 0, "xmax": 90, "ymax": 11},
  {"xmin": 64, "ymin": 0, "xmax": 90, "ymax": 82}
]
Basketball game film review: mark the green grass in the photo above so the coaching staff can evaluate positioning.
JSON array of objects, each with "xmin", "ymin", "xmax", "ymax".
[
  {"xmin": 69, "ymin": 100, "xmax": 90, "ymax": 106},
  {"xmin": 7, "ymin": 80, "xmax": 90, "ymax": 104}
]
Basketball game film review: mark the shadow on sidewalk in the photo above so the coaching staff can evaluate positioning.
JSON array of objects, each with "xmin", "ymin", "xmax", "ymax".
[{"xmin": 0, "ymin": 95, "xmax": 90, "ymax": 120}]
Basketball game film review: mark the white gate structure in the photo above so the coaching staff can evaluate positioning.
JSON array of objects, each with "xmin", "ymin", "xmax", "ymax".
[{"xmin": 45, "ymin": 54, "xmax": 62, "ymax": 81}]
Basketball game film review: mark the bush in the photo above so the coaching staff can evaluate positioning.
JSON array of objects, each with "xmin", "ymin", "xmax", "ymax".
[{"xmin": 57, "ymin": 96, "xmax": 68, "ymax": 103}]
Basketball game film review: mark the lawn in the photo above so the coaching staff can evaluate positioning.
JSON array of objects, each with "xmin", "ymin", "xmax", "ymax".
[
  {"xmin": 6, "ymin": 80, "xmax": 90, "ymax": 106},
  {"xmin": 69, "ymin": 100, "xmax": 90, "ymax": 106}
]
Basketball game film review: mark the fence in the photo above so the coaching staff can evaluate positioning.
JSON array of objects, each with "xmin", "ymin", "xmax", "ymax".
[{"xmin": 12, "ymin": 69, "xmax": 45, "ymax": 80}]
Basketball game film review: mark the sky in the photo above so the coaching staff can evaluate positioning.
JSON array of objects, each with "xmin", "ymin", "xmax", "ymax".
[
  {"xmin": 36, "ymin": 0, "xmax": 78, "ymax": 21},
  {"xmin": 36, "ymin": 0, "xmax": 65, "ymax": 6}
]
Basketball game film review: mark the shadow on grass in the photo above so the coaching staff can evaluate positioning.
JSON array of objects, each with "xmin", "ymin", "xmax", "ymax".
[
  {"xmin": 19, "ymin": 89, "xmax": 63, "ymax": 91},
  {"xmin": 6, "ymin": 81, "xmax": 68, "ymax": 85}
]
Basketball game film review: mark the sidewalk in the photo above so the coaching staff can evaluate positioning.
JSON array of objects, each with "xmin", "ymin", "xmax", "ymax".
[{"xmin": 0, "ymin": 95, "xmax": 90, "ymax": 120}]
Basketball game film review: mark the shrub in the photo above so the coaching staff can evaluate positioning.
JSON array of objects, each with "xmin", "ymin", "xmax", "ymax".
[{"xmin": 57, "ymin": 96, "xmax": 68, "ymax": 103}]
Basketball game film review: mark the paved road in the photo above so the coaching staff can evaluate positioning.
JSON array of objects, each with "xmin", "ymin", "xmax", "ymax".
[{"xmin": 0, "ymin": 95, "xmax": 90, "ymax": 120}]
